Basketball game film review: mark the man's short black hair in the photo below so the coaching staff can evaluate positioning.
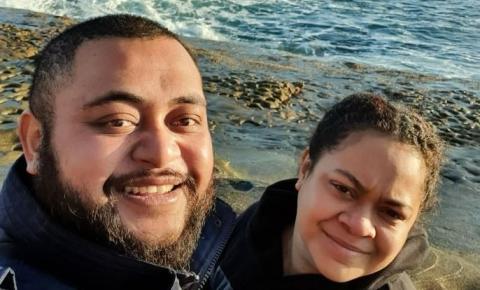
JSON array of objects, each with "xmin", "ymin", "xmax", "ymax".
[{"xmin": 29, "ymin": 14, "xmax": 197, "ymax": 131}]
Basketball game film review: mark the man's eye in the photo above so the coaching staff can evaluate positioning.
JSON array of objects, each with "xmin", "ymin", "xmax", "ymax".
[
  {"xmin": 90, "ymin": 117, "xmax": 138, "ymax": 134},
  {"xmin": 107, "ymin": 119, "xmax": 136, "ymax": 127},
  {"xmin": 171, "ymin": 117, "xmax": 199, "ymax": 127}
]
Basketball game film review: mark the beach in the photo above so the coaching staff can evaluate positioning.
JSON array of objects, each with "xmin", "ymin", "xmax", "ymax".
[{"xmin": 0, "ymin": 7, "xmax": 479, "ymax": 289}]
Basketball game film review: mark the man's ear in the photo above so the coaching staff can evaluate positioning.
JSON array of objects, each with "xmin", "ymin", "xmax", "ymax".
[
  {"xmin": 17, "ymin": 110, "xmax": 43, "ymax": 175},
  {"xmin": 295, "ymin": 148, "xmax": 311, "ymax": 191}
]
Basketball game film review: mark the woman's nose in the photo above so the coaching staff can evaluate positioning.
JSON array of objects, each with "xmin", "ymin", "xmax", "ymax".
[{"xmin": 338, "ymin": 208, "xmax": 376, "ymax": 239}]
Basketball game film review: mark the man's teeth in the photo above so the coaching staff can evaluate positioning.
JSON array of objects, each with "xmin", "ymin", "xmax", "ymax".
[{"xmin": 124, "ymin": 185, "xmax": 175, "ymax": 194}]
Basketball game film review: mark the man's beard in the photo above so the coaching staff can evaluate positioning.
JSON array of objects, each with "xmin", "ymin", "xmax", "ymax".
[{"xmin": 32, "ymin": 136, "xmax": 214, "ymax": 270}]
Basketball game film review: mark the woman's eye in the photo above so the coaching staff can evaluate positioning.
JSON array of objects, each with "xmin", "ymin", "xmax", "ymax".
[
  {"xmin": 330, "ymin": 181, "xmax": 354, "ymax": 199},
  {"xmin": 382, "ymin": 208, "xmax": 405, "ymax": 221}
]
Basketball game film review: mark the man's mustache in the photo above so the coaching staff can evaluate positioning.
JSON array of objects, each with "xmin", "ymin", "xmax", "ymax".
[{"xmin": 103, "ymin": 169, "xmax": 196, "ymax": 197}]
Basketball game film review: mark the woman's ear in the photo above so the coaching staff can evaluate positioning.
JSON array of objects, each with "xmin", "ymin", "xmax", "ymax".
[
  {"xmin": 295, "ymin": 148, "xmax": 311, "ymax": 191},
  {"xmin": 17, "ymin": 110, "xmax": 43, "ymax": 175}
]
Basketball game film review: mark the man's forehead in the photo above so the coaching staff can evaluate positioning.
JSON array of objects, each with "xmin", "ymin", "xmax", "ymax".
[
  {"xmin": 54, "ymin": 36, "xmax": 204, "ymax": 110},
  {"xmin": 74, "ymin": 36, "xmax": 196, "ymax": 69}
]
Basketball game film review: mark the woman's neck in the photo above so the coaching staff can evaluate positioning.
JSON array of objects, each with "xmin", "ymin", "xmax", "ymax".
[
  {"xmin": 282, "ymin": 225, "xmax": 296, "ymax": 275},
  {"xmin": 282, "ymin": 225, "xmax": 317, "ymax": 275}
]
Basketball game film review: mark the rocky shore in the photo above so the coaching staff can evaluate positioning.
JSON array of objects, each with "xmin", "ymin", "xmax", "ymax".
[{"xmin": 0, "ymin": 8, "xmax": 478, "ymax": 289}]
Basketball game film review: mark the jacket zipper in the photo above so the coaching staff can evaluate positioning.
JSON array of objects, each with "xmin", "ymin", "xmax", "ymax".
[{"xmin": 197, "ymin": 216, "xmax": 235, "ymax": 290}]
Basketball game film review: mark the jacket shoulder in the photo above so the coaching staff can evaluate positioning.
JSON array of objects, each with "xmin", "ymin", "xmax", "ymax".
[{"xmin": 0, "ymin": 228, "xmax": 73, "ymax": 290}]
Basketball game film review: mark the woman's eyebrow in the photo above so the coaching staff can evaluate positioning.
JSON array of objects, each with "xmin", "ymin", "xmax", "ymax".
[
  {"xmin": 335, "ymin": 169, "xmax": 414, "ymax": 210},
  {"xmin": 383, "ymin": 198, "xmax": 413, "ymax": 210}
]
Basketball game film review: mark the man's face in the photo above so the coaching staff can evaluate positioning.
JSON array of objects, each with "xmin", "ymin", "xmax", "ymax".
[
  {"xmin": 32, "ymin": 37, "xmax": 214, "ymax": 266},
  {"xmin": 292, "ymin": 131, "xmax": 425, "ymax": 281}
]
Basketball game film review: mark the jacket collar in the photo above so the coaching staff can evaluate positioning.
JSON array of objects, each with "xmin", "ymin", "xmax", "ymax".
[{"xmin": 0, "ymin": 156, "xmax": 235, "ymax": 289}]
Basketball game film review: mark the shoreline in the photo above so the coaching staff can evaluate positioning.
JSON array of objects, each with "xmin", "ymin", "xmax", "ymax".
[{"xmin": 0, "ymin": 7, "xmax": 479, "ymax": 289}]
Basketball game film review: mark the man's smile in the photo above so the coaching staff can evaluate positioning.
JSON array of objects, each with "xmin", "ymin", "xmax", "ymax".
[
  {"xmin": 114, "ymin": 175, "xmax": 188, "ymax": 206},
  {"xmin": 125, "ymin": 184, "xmax": 175, "ymax": 195}
]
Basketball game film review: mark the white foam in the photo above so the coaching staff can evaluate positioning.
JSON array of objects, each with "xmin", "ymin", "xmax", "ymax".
[{"xmin": 0, "ymin": 0, "xmax": 228, "ymax": 41}]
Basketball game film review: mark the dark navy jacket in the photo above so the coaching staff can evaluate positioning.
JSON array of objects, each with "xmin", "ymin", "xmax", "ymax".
[{"xmin": 0, "ymin": 157, "xmax": 236, "ymax": 290}]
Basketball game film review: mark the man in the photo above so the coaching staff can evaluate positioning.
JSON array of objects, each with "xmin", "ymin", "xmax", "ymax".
[{"xmin": 0, "ymin": 14, "xmax": 235, "ymax": 290}]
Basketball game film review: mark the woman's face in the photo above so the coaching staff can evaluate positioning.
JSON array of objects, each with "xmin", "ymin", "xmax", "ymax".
[{"xmin": 292, "ymin": 130, "xmax": 426, "ymax": 282}]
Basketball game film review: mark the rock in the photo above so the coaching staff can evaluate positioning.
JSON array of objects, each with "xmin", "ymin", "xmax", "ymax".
[
  {"xmin": 0, "ymin": 108, "xmax": 22, "ymax": 115},
  {"xmin": 253, "ymin": 103, "xmax": 264, "ymax": 110},
  {"xmin": 344, "ymin": 61, "xmax": 363, "ymax": 70},
  {"xmin": 231, "ymin": 91, "xmax": 243, "ymax": 98},
  {"xmin": 259, "ymin": 92, "xmax": 273, "ymax": 100},
  {"xmin": 228, "ymin": 179, "xmax": 254, "ymax": 191},
  {"xmin": 267, "ymin": 100, "xmax": 280, "ymax": 109},
  {"xmin": 11, "ymin": 143, "xmax": 22, "ymax": 151},
  {"xmin": 279, "ymin": 91, "xmax": 290, "ymax": 102},
  {"xmin": 280, "ymin": 110, "xmax": 297, "ymax": 121},
  {"xmin": 204, "ymin": 84, "xmax": 217, "ymax": 93}
]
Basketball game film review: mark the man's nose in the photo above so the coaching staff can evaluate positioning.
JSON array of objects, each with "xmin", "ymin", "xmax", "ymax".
[
  {"xmin": 338, "ymin": 207, "xmax": 376, "ymax": 239},
  {"xmin": 131, "ymin": 125, "xmax": 181, "ymax": 168}
]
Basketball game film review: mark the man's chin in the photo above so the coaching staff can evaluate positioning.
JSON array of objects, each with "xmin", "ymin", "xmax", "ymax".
[
  {"xmin": 128, "ymin": 226, "xmax": 184, "ymax": 249},
  {"xmin": 117, "ymin": 211, "xmax": 188, "ymax": 248}
]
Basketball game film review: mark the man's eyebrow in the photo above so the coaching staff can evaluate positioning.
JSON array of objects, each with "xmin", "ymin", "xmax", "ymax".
[
  {"xmin": 168, "ymin": 95, "xmax": 206, "ymax": 107},
  {"xmin": 335, "ymin": 169, "xmax": 367, "ymax": 193},
  {"xmin": 82, "ymin": 91, "xmax": 143, "ymax": 109},
  {"xmin": 83, "ymin": 92, "xmax": 206, "ymax": 110}
]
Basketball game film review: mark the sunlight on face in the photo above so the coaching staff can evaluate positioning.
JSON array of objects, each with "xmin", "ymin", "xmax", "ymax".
[
  {"xmin": 50, "ymin": 37, "xmax": 213, "ymax": 244},
  {"xmin": 291, "ymin": 130, "xmax": 426, "ymax": 281}
]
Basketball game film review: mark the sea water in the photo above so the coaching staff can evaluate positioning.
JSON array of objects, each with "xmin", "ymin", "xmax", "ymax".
[{"xmin": 0, "ymin": 0, "xmax": 478, "ymax": 80}]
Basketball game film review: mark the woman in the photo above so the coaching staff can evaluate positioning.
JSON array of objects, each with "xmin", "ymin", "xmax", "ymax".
[{"xmin": 210, "ymin": 93, "xmax": 444, "ymax": 290}]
